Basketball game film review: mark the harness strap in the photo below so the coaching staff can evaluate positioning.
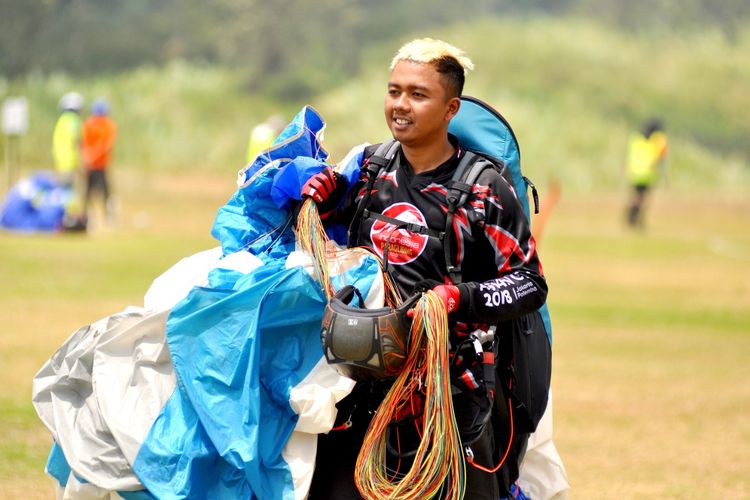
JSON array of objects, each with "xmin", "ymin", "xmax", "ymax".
[
  {"xmin": 363, "ymin": 209, "xmax": 445, "ymax": 239},
  {"xmin": 344, "ymin": 141, "xmax": 509, "ymax": 451},
  {"xmin": 524, "ymin": 175, "xmax": 540, "ymax": 214},
  {"xmin": 444, "ymin": 153, "xmax": 494, "ymax": 284},
  {"xmin": 347, "ymin": 140, "xmax": 399, "ymax": 246}
]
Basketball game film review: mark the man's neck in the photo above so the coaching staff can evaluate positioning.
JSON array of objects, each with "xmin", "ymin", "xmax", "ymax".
[{"xmin": 402, "ymin": 136, "xmax": 456, "ymax": 175}]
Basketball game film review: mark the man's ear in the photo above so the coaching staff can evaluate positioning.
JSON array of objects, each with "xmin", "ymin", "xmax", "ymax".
[{"xmin": 445, "ymin": 96, "xmax": 461, "ymax": 121}]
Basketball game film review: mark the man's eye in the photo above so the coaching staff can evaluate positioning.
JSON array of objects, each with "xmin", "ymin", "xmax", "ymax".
[{"xmin": 413, "ymin": 92, "xmax": 425, "ymax": 98}]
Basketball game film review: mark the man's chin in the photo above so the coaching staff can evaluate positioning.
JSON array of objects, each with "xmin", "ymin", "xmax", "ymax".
[{"xmin": 390, "ymin": 128, "xmax": 414, "ymax": 145}]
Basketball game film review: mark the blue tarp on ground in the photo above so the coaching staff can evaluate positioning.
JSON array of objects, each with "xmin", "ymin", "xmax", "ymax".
[{"xmin": 0, "ymin": 171, "xmax": 75, "ymax": 232}]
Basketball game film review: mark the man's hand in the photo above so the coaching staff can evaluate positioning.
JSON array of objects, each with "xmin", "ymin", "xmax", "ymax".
[
  {"xmin": 432, "ymin": 284, "xmax": 461, "ymax": 314},
  {"xmin": 302, "ymin": 167, "xmax": 341, "ymax": 204},
  {"xmin": 409, "ymin": 280, "xmax": 461, "ymax": 317}
]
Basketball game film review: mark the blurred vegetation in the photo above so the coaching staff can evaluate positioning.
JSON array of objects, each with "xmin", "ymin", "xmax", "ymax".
[
  {"xmin": 319, "ymin": 17, "xmax": 750, "ymax": 192},
  {"xmin": 0, "ymin": 6, "xmax": 749, "ymax": 192},
  {"xmin": 0, "ymin": 62, "xmax": 293, "ymax": 174},
  {"xmin": 2, "ymin": 0, "xmax": 749, "ymax": 96}
]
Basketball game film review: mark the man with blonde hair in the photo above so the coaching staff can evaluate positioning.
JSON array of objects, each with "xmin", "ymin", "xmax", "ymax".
[{"xmin": 304, "ymin": 38, "xmax": 548, "ymax": 499}]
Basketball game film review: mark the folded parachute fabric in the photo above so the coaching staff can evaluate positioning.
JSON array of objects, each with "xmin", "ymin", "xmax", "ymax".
[
  {"xmin": 32, "ymin": 105, "xmax": 383, "ymax": 498},
  {"xmin": 34, "ymin": 248, "xmax": 371, "ymax": 498},
  {"xmin": 33, "ymin": 307, "xmax": 172, "ymax": 492},
  {"xmin": 212, "ymin": 105, "xmax": 328, "ymax": 258},
  {"xmin": 143, "ymin": 247, "xmax": 263, "ymax": 311},
  {"xmin": 135, "ymin": 265, "xmax": 334, "ymax": 498}
]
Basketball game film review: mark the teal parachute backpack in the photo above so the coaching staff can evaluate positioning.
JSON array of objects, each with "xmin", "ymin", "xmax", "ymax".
[
  {"xmin": 353, "ymin": 96, "xmax": 552, "ymax": 435},
  {"xmin": 449, "ymin": 95, "xmax": 552, "ymax": 435}
]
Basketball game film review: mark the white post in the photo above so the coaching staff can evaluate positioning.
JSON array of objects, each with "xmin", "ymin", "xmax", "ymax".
[{"xmin": 2, "ymin": 96, "xmax": 29, "ymax": 191}]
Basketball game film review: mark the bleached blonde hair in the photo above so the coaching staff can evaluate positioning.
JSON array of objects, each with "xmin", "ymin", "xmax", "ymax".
[{"xmin": 390, "ymin": 38, "xmax": 474, "ymax": 74}]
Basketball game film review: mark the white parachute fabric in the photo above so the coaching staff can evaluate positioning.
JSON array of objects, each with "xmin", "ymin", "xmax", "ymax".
[
  {"xmin": 143, "ymin": 247, "xmax": 263, "ymax": 311},
  {"xmin": 93, "ymin": 310, "xmax": 175, "ymax": 467},
  {"xmin": 32, "ymin": 308, "xmax": 152, "ymax": 491},
  {"xmin": 32, "ymin": 252, "xmax": 378, "ymax": 497},
  {"xmin": 33, "ymin": 246, "xmax": 270, "ymax": 492},
  {"xmin": 518, "ymin": 392, "xmax": 570, "ymax": 499}
]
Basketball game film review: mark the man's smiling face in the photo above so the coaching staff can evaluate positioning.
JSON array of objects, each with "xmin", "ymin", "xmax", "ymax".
[{"xmin": 384, "ymin": 60, "xmax": 457, "ymax": 148}]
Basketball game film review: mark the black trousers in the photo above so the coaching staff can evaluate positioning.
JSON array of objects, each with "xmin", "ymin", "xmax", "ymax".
[
  {"xmin": 627, "ymin": 184, "xmax": 650, "ymax": 227},
  {"xmin": 308, "ymin": 390, "xmax": 525, "ymax": 499},
  {"xmin": 85, "ymin": 169, "xmax": 110, "ymax": 210}
]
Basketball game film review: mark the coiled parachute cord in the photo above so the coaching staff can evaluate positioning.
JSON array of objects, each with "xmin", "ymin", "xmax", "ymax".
[
  {"xmin": 355, "ymin": 291, "xmax": 466, "ymax": 500},
  {"xmin": 296, "ymin": 198, "xmax": 337, "ymax": 299},
  {"xmin": 296, "ymin": 197, "xmax": 400, "ymax": 305},
  {"xmin": 298, "ymin": 198, "xmax": 464, "ymax": 496}
]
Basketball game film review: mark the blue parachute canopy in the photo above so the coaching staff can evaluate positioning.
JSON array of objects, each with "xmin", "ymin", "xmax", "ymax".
[
  {"xmin": 33, "ymin": 104, "xmax": 380, "ymax": 498},
  {"xmin": 211, "ymin": 106, "xmax": 328, "ymax": 259}
]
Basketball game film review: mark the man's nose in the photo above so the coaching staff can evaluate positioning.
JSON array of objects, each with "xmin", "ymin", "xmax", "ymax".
[{"xmin": 394, "ymin": 93, "xmax": 410, "ymax": 111}]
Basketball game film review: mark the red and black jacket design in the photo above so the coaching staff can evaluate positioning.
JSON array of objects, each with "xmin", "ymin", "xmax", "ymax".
[{"xmin": 336, "ymin": 140, "xmax": 548, "ymax": 331}]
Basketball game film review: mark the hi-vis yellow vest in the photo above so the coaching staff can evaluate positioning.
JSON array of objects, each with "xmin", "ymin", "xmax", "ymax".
[
  {"xmin": 627, "ymin": 131, "xmax": 668, "ymax": 186},
  {"xmin": 246, "ymin": 123, "xmax": 277, "ymax": 164},
  {"xmin": 52, "ymin": 111, "xmax": 82, "ymax": 173}
]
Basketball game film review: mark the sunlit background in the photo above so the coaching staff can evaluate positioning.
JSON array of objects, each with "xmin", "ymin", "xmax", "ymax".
[{"xmin": 1, "ymin": 1, "xmax": 748, "ymax": 498}]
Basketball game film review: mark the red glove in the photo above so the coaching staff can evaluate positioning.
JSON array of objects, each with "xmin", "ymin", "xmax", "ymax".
[
  {"xmin": 433, "ymin": 284, "xmax": 461, "ymax": 314},
  {"xmin": 302, "ymin": 167, "xmax": 340, "ymax": 204},
  {"xmin": 408, "ymin": 283, "xmax": 461, "ymax": 318}
]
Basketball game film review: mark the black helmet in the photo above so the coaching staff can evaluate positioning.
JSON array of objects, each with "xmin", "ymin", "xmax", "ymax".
[{"xmin": 321, "ymin": 286, "xmax": 420, "ymax": 380}]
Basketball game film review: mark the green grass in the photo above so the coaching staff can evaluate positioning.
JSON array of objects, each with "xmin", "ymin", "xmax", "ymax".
[
  {"xmin": 1, "ymin": 14, "xmax": 749, "ymax": 499},
  {"xmin": 541, "ymin": 190, "xmax": 750, "ymax": 498},
  {"xmin": 1, "ymin": 170, "xmax": 749, "ymax": 498},
  {"xmin": 0, "ymin": 400, "xmax": 47, "ymax": 472}
]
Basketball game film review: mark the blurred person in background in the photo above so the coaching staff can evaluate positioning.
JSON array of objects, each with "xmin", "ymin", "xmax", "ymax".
[
  {"xmin": 81, "ymin": 98, "xmax": 117, "ymax": 225},
  {"xmin": 246, "ymin": 114, "xmax": 285, "ymax": 164},
  {"xmin": 53, "ymin": 91, "xmax": 84, "ymax": 188},
  {"xmin": 625, "ymin": 118, "xmax": 668, "ymax": 228}
]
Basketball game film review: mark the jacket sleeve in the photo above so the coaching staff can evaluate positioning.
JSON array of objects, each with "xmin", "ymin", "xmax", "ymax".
[
  {"xmin": 313, "ymin": 144, "xmax": 374, "ymax": 246},
  {"xmin": 329, "ymin": 144, "xmax": 378, "ymax": 223},
  {"xmin": 455, "ymin": 171, "xmax": 548, "ymax": 323}
]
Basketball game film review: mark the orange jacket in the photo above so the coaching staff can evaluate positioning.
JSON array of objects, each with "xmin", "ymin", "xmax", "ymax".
[{"xmin": 81, "ymin": 115, "xmax": 117, "ymax": 170}]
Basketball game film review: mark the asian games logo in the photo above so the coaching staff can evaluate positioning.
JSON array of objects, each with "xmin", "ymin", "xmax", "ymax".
[{"xmin": 370, "ymin": 203, "xmax": 429, "ymax": 265}]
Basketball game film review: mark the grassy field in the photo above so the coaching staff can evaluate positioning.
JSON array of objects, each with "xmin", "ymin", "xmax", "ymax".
[
  {"xmin": 1, "ymin": 14, "xmax": 749, "ymax": 499},
  {"xmin": 1, "ymin": 168, "xmax": 748, "ymax": 498},
  {"xmin": 544, "ymin": 189, "xmax": 750, "ymax": 498}
]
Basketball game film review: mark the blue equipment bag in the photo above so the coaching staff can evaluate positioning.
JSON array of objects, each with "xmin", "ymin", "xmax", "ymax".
[{"xmin": 448, "ymin": 96, "xmax": 552, "ymax": 434}]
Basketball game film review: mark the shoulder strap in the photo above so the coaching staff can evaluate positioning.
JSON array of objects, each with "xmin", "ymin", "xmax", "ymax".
[
  {"xmin": 347, "ymin": 143, "xmax": 499, "ymax": 285},
  {"xmin": 347, "ymin": 140, "xmax": 400, "ymax": 246},
  {"xmin": 444, "ymin": 152, "xmax": 495, "ymax": 284},
  {"xmin": 365, "ymin": 140, "xmax": 400, "ymax": 174}
]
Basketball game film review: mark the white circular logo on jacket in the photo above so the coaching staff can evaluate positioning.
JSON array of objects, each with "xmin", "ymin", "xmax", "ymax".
[{"xmin": 370, "ymin": 203, "xmax": 429, "ymax": 265}]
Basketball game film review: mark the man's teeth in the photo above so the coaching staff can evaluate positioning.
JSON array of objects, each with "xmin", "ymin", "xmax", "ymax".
[{"xmin": 395, "ymin": 118, "xmax": 409, "ymax": 125}]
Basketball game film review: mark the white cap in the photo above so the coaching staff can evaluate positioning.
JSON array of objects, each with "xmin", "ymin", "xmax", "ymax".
[{"xmin": 59, "ymin": 92, "xmax": 84, "ymax": 112}]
